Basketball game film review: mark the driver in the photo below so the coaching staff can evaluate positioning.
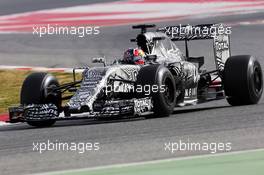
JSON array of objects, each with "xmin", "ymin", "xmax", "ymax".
[{"xmin": 122, "ymin": 48, "xmax": 145, "ymax": 65}]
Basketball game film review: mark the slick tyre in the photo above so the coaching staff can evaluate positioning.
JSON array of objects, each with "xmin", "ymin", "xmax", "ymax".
[
  {"xmin": 21, "ymin": 72, "xmax": 61, "ymax": 127},
  {"xmin": 224, "ymin": 55, "xmax": 263, "ymax": 106},
  {"xmin": 136, "ymin": 64, "xmax": 176, "ymax": 117}
]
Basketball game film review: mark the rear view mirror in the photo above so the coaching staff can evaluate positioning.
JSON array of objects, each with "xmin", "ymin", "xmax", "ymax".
[
  {"xmin": 92, "ymin": 57, "xmax": 106, "ymax": 66},
  {"xmin": 145, "ymin": 55, "xmax": 157, "ymax": 62}
]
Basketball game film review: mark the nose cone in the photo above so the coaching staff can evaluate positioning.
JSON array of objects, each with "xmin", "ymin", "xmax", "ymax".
[{"xmin": 65, "ymin": 104, "xmax": 90, "ymax": 114}]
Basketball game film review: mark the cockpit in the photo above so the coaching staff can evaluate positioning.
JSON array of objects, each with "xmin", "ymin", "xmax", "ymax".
[{"xmin": 136, "ymin": 32, "xmax": 184, "ymax": 63}]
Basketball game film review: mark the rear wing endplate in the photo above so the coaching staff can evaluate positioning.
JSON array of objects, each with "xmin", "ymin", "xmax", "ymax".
[{"xmin": 157, "ymin": 24, "xmax": 231, "ymax": 71}]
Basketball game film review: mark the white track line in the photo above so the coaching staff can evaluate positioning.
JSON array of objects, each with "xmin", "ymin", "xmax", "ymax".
[
  {"xmin": 0, "ymin": 122, "xmax": 11, "ymax": 126},
  {"xmin": 0, "ymin": 65, "xmax": 80, "ymax": 73}
]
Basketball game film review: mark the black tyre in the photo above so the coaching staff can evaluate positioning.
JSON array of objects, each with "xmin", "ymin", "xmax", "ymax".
[
  {"xmin": 136, "ymin": 64, "xmax": 176, "ymax": 117},
  {"xmin": 21, "ymin": 72, "xmax": 61, "ymax": 127},
  {"xmin": 224, "ymin": 55, "xmax": 263, "ymax": 106}
]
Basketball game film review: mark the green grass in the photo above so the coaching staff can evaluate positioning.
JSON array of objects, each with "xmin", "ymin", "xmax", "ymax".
[
  {"xmin": 47, "ymin": 149, "xmax": 264, "ymax": 175},
  {"xmin": 0, "ymin": 70, "xmax": 79, "ymax": 113}
]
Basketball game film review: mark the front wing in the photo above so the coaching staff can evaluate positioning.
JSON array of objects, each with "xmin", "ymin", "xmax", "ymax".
[{"xmin": 8, "ymin": 97, "xmax": 153, "ymax": 123}]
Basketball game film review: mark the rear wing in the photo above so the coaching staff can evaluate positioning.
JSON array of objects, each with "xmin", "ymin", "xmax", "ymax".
[{"xmin": 157, "ymin": 24, "xmax": 231, "ymax": 71}]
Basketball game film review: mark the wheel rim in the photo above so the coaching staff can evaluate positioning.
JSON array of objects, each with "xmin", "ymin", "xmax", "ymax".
[
  {"xmin": 253, "ymin": 66, "xmax": 263, "ymax": 94},
  {"xmin": 164, "ymin": 77, "xmax": 175, "ymax": 105}
]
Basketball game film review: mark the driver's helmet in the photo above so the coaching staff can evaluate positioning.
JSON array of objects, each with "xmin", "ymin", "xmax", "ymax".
[{"xmin": 123, "ymin": 48, "xmax": 145, "ymax": 65}]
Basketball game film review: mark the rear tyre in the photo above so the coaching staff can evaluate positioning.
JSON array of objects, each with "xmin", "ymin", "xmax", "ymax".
[
  {"xmin": 21, "ymin": 72, "xmax": 61, "ymax": 127},
  {"xmin": 224, "ymin": 55, "xmax": 263, "ymax": 106},
  {"xmin": 136, "ymin": 64, "xmax": 176, "ymax": 118}
]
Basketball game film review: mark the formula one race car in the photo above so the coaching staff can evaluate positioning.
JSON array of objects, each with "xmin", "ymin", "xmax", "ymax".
[{"xmin": 9, "ymin": 24, "xmax": 263, "ymax": 127}]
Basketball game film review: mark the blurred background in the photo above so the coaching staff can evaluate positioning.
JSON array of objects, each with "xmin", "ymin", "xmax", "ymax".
[{"xmin": 0, "ymin": 1, "xmax": 264, "ymax": 175}]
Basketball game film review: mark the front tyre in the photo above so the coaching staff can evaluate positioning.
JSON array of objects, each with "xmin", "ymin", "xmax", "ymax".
[
  {"xmin": 21, "ymin": 72, "xmax": 61, "ymax": 127},
  {"xmin": 136, "ymin": 64, "xmax": 176, "ymax": 117},
  {"xmin": 224, "ymin": 55, "xmax": 263, "ymax": 106}
]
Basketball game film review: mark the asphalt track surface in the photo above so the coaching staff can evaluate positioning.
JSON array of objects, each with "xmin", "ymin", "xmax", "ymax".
[{"xmin": 0, "ymin": 1, "xmax": 264, "ymax": 175}]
